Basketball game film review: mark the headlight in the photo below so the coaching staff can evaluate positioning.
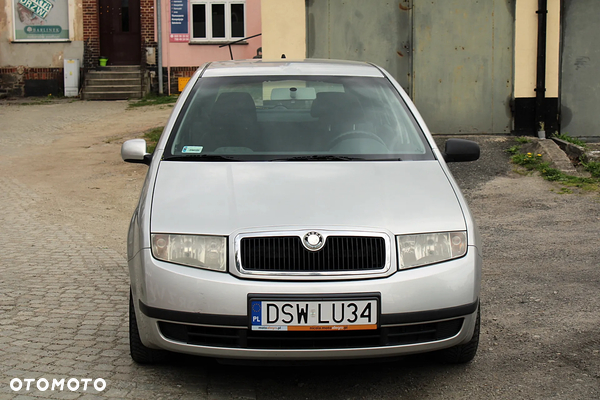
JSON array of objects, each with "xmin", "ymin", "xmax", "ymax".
[
  {"xmin": 397, "ymin": 231, "xmax": 467, "ymax": 269},
  {"xmin": 151, "ymin": 234, "xmax": 227, "ymax": 272}
]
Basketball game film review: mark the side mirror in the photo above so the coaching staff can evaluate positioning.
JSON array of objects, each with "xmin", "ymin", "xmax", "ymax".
[
  {"xmin": 443, "ymin": 139, "xmax": 480, "ymax": 163},
  {"xmin": 121, "ymin": 139, "xmax": 152, "ymax": 165}
]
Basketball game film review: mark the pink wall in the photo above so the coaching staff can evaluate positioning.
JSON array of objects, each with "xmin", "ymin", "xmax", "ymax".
[{"xmin": 159, "ymin": 0, "xmax": 262, "ymax": 67}]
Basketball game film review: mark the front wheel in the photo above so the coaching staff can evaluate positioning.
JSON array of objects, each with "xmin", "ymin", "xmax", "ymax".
[
  {"xmin": 437, "ymin": 304, "xmax": 480, "ymax": 364},
  {"xmin": 129, "ymin": 289, "xmax": 168, "ymax": 364}
]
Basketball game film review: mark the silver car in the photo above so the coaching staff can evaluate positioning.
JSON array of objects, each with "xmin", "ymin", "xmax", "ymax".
[{"xmin": 121, "ymin": 59, "xmax": 482, "ymax": 364}]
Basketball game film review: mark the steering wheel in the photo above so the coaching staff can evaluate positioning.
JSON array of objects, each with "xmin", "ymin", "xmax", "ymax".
[{"xmin": 328, "ymin": 130, "xmax": 387, "ymax": 150}]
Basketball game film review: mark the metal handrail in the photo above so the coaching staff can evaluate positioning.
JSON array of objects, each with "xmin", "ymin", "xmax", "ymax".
[{"xmin": 219, "ymin": 33, "xmax": 262, "ymax": 60}]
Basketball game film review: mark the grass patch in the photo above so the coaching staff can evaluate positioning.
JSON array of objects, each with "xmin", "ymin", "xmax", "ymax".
[
  {"xmin": 19, "ymin": 94, "xmax": 64, "ymax": 105},
  {"xmin": 582, "ymin": 161, "xmax": 600, "ymax": 179},
  {"xmin": 509, "ymin": 148, "xmax": 599, "ymax": 192},
  {"xmin": 506, "ymin": 145, "xmax": 521, "ymax": 155},
  {"xmin": 129, "ymin": 93, "xmax": 178, "ymax": 108},
  {"xmin": 515, "ymin": 136, "xmax": 531, "ymax": 144},
  {"xmin": 553, "ymin": 132, "xmax": 587, "ymax": 148},
  {"xmin": 144, "ymin": 127, "xmax": 163, "ymax": 153}
]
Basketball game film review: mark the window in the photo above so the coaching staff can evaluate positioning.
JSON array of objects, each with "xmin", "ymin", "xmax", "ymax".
[
  {"xmin": 191, "ymin": 1, "xmax": 245, "ymax": 42},
  {"xmin": 165, "ymin": 75, "xmax": 432, "ymax": 161}
]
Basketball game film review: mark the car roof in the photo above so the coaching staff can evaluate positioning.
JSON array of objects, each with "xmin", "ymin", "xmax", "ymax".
[{"xmin": 201, "ymin": 59, "xmax": 385, "ymax": 78}]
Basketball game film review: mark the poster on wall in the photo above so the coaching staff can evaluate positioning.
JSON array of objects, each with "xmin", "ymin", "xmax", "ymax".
[
  {"xmin": 13, "ymin": 0, "xmax": 69, "ymax": 41},
  {"xmin": 170, "ymin": 0, "xmax": 189, "ymax": 42}
]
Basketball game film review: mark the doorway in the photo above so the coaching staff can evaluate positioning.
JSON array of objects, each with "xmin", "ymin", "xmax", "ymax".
[{"xmin": 99, "ymin": 0, "xmax": 142, "ymax": 65}]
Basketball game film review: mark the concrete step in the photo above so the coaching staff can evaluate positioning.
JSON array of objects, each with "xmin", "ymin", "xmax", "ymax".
[
  {"xmin": 94, "ymin": 65, "xmax": 141, "ymax": 72},
  {"xmin": 83, "ymin": 91, "xmax": 142, "ymax": 100},
  {"xmin": 86, "ymin": 78, "xmax": 141, "ymax": 86},
  {"xmin": 84, "ymin": 85, "xmax": 141, "ymax": 93},
  {"xmin": 83, "ymin": 65, "xmax": 144, "ymax": 100},
  {"xmin": 86, "ymin": 71, "xmax": 141, "ymax": 80}
]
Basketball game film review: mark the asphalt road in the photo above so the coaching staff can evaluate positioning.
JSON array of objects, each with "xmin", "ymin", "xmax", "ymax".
[{"xmin": 0, "ymin": 101, "xmax": 598, "ymax": 399}]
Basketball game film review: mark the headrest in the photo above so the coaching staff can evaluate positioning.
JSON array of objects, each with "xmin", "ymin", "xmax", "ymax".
[
  {"xmin": 211, "ymin": 92, "xmax": 257, "ymax": 122},
  {"xmin": 310, "ymin": 92, "xmax": 364, "ymax": 120}
]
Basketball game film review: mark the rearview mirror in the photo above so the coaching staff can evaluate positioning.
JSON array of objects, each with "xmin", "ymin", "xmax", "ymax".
[
  {"xmin": 121, "ymin": 139, "xmax": 152, "ymax": 165},
  {"xmin": 443, "ymin": 139, "xmax": 480, "ymax": 163}
]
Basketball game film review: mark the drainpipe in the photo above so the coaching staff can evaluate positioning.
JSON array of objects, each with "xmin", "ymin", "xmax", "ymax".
[
  {"xmin": 157, "ymin": 0, "xmax": 164, "ymax": 94},
  {"xmin": 535, "ymin": 0, "xmax": 548, "ymax": 138}
]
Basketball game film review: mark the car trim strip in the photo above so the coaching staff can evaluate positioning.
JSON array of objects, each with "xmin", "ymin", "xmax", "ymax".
[
  {"xmin": 139, "ymin": 299, "xmax": 478, "ymax": 329},
  {"xmin": 380, "ymin": 300, "xmax": 478, "ymax": 326},
  {"xmin": 139, "ymin": 300, "xmax": 248, "ymax": 327}
]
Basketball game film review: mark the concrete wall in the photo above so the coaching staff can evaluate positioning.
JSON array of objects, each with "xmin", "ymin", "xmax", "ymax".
[
  {"xmin": 261, "ymin": 0, "xmax": 305, "ymax": 60},
  {"xmin": 0, "ymin": 0, "xmax": 84, "ymax": 68}
]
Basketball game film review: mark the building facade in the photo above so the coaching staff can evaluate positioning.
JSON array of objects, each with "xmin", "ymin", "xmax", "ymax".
[
  {"xmin": 262, "ymin": 0, "xmax": 599, "ymax": 139},
  {"xmin": 0, "ymin": 0, "xmax": 261, "ymax": 96},
  {"xmin": 159, "ymin": 0, "xmax": 262, "ymax": 94},
  {"xmin": 0, "ymin": 0, "xmax": 84, "ymax": 95}
]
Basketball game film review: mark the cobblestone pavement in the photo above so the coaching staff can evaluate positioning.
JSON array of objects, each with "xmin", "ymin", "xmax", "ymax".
[
  {"xmin": 1, "ymin": 100, "xmax": 598, "ymax": 399},
  {"xmin": 0, "ymin": 101, "xmax": 244, "ymax": 399}
]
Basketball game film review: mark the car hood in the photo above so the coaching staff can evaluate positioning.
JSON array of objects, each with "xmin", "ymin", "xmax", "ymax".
[{"xmin": 150, "ymin": 161, "xmax": 466, "ymax": 235}]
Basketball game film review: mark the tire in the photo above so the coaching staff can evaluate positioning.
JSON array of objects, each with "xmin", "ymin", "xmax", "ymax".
[
  {"xmin": 437, "ymin": 304, "xmax": 480, "ymax": 364},
  {"xmin": 129, "ymin": 289, "xmax": 168, "ymax": 364}
]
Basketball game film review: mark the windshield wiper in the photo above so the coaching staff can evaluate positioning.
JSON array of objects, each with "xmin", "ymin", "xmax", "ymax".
[
  {"xmin": 162, "ymin": 154, "xmax": 243, "ymax": 161},
  {"xmin": 270, "ymin": 155, "xmax": 366, "ymax": 161}
]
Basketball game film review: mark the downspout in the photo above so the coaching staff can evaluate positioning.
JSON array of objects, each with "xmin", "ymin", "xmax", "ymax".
[
  {"xmin": 305, "ymin": 0, "xmax": 309, "ymax": 58},
  {"xmin": 535, "ymin": 0, "xmax": 548, "ymax": 138},
  {"xmin": 157, "ymin": 0, "xmax": 164, "ymax": 94}
]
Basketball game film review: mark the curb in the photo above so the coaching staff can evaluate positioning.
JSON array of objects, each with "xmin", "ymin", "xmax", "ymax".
[{"xmin": 522, "ymin": 139, "xmax": 580, "ymax": 175}]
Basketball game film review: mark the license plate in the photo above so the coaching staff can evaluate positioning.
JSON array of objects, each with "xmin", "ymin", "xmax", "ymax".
[{"xmin": 250, "ymin": 298, "xmax": 378, "ymax": 331}]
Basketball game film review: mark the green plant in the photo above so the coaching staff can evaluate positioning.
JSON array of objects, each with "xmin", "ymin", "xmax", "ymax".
[
  {"xmin": 506, "ymin": 145, "xmax": 520, "ymax": 155},
  {"xmin": 511, "ymin": 152, "xmax": 543, "ymax": 168},
  {"xmin": 508, "ymin": 145, "xmax": 599, "ymax": 192},
  {"xmin": 582, "ymin": 160, "xmax": 600, "ymax": 178},
  {"xmin": 558, "ymin": 187, "xmax": 573, "ymax": 194},
  {"xmin": 129, "ymin": 93, "xmax": 178, "ymax": 108},
  {"xmin": 144, "ymin": 127, "xmax": 163, "ymax": 153},
  {"xmin": 515, "ymin": 137, "xmax": 531, "ymax": 144},
  {"xmin": 553, "ymin": 132, "xmax": 587, "ymax": 148}
]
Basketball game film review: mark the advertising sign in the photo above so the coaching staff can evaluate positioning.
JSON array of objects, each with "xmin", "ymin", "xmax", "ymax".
[
  {"xmin": 13, "ymin": 0, "xmax": 69, "ymax": 41},
  {"xmin": 170, "ymin": 0, "xmax": 189, "ymax": 42}
]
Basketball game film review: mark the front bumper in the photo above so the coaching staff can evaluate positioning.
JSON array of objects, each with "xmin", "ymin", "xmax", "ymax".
[{"xmin": 130, "ymin": 247, "xmax": 481, "ymax": 359}]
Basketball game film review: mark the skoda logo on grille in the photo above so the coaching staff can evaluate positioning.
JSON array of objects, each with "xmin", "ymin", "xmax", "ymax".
[{"xmin": 303, "ymin": 231, "xmax": 325, "ymax": 251}]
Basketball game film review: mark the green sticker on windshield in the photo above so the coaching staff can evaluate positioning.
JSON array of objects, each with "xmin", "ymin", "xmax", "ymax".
[{"xmin": 182, "ymin": 146, "xmax": 203, "ymax": 154}]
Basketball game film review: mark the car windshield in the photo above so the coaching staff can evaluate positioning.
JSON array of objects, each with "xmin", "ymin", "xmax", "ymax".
[{"xmin": 164, "ymin": 75, "xmax": 434, "ymax": 161}]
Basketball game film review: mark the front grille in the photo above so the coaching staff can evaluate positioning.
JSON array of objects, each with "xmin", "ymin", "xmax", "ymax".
[
  {"xmin": 239, "ymin": 236, "xmax": 386, "ymax": 272},
  {"xmin": 158, "ymin": 319, "xmax": 463, "ymax": 350}
]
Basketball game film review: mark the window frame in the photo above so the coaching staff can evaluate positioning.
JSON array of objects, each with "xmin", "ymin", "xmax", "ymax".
[{"xmin": 190, "ymin": 0, "xmax": 246, "ymax": 43}]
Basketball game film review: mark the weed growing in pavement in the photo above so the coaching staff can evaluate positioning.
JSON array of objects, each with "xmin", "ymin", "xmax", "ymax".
[
  {"xmin": 515, "ymin": 137, "xmax": 531, "ymax": 144},
  {"xmin": 508, "ymin": 145, "xmax": 599, "ymax": 193},
  {"xmin": 143, "ymin": 127, "xmax": 163, "ymax": 153},
  {"xmin": 506, "ymin": 145, "xmax": 521, "ymax": 155},
  {"xmin": 19, "ymin": 96, "xmax": 62, "ymax": 105},
  {"xmin": 512, "ymin": 152, "xmax": 543, "ymax": 168},
  {"xmin": 553, "ymin": 132, "xmax": 587, "ymax": 148},
  {"xmin": 129, "ymin": 93, "xmax": 177, "ymax": 108},
  {"xmin": 581, "ymin": 160, "xmax": 600, "ymax": 179}
]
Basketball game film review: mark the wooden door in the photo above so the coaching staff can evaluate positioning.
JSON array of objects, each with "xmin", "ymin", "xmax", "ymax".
[{"xmin": 99, "ymin": 0, "xmax": 141, "ymax": 65}]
